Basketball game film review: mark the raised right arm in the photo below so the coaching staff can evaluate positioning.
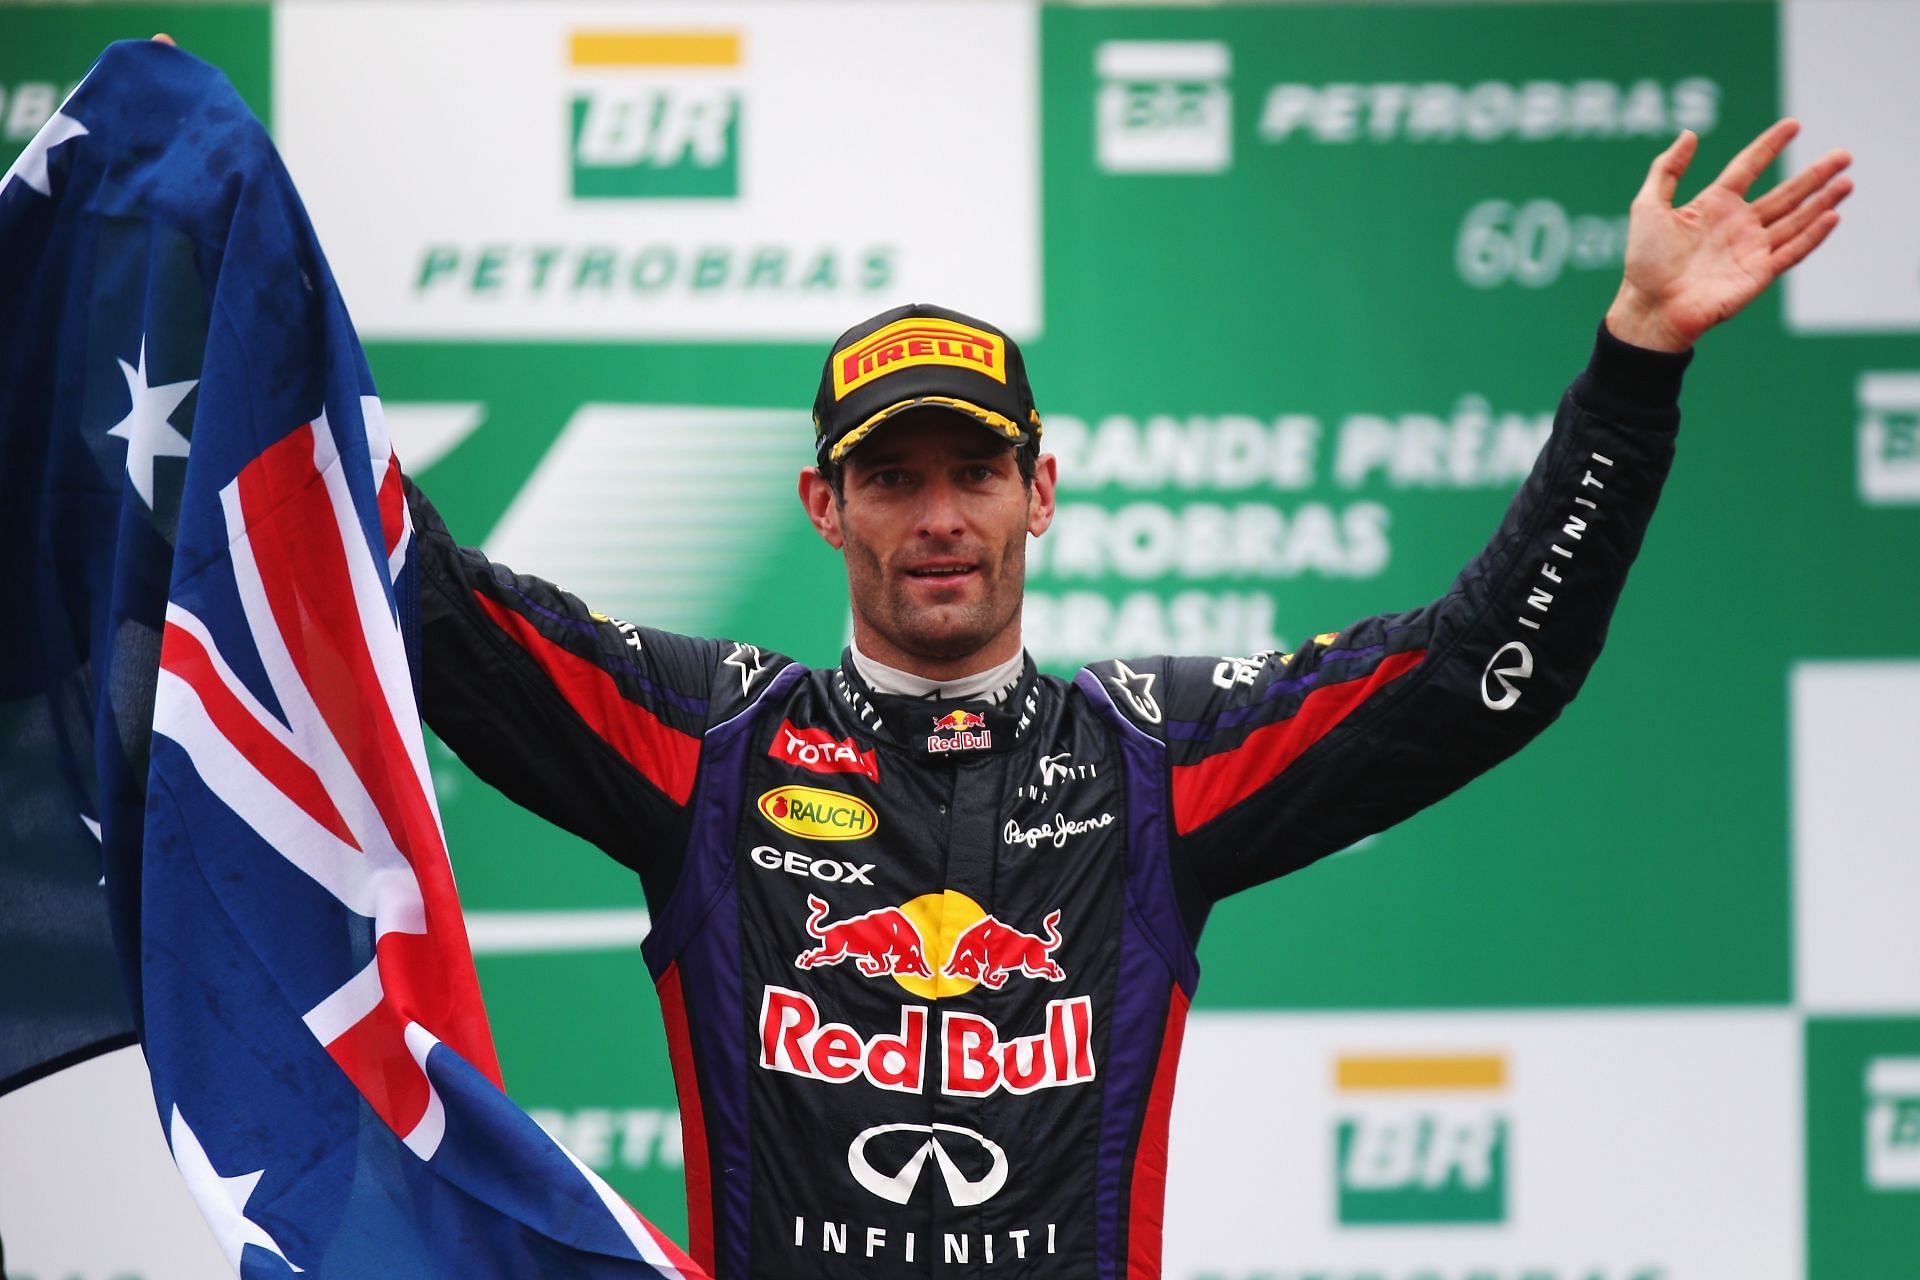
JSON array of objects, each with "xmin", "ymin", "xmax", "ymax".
[{"xmin": 407, "ymin": 479, "xmax": 720, "ymax": 879}]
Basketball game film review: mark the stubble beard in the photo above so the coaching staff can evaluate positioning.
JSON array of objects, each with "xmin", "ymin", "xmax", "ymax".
[{"xmin": 846, "ymin": 534, "xmax": 1027, "ymax": 665}]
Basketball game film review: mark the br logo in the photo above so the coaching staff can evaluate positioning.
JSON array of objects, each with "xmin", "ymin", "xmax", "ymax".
[
  {"xmin": 1867, "ymin": 1056, "xmax": 1920, "ymax": 1191},
  {"xmin": 1093, "ymin": 40, "xmax": 1233, "ymax": 174},
  {"xmin": 1331, "ymin": 1054, "xmax": 1509, "ymax": 1225},
  {"xmin": 1857, "ymin": 372, "xmax": 1920, "ymax": 506},
  {"xmin": 567, "ymin": 30, "xmax": 742, "ymax": 199}
]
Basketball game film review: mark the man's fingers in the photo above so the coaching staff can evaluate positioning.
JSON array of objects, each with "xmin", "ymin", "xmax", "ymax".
[
  {"xmin": 151, "ymin": 33, "xmax": 176, "ymax": 45},
  {"xmin": 1638, "ymin": 129, "xmax": 1698, "ymax": 208},
  {"xmin": 1753, "ymin": 148, "xmax": 1853, "ymax": 223},
  {"xmin": 1712, "ymin": 117, "xmax": 1799, "ymax": 198},
  {"xmin": 1770, "ymin": 210, "xmax": 1841, "ymax": 275},
  {"xmin": 1769, "ymin": 177, "xmax": 1853, "ymax": 249}
]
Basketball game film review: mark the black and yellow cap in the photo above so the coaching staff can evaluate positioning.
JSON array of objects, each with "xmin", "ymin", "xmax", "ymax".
[{"xmin": 812, "ymin": 302, "xmax": 1042, "ymax": 466}]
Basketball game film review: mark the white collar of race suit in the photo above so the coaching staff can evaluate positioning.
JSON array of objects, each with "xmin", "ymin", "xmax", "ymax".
[{"xmin": 848, "ymin": 641, "xmax": 1026, "ymax": 706}]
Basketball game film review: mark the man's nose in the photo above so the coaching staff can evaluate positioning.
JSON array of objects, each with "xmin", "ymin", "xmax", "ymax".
[{"xmin": 916, "ymin": 477, "xmax": 965, "ymax": 537}]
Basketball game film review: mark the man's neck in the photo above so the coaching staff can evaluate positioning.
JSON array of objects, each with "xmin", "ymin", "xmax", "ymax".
[{"xmin": 850, "ymin": 641, "xmax": 1026, "ymax": 705}]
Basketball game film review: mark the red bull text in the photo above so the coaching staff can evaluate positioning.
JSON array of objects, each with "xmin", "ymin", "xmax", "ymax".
[
  {"xmin": 759, "ymin": 987, "xmax": 1095, "ymax": 1096},
  {"xmin": 927, "ymin": 709, "xmax": 992, "ymax": 754}
]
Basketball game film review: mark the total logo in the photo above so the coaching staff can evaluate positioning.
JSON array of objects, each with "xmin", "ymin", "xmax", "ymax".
[
  {"xmin": 567, "ymin": 29, "xmax": 743, "ymax": 200},
  {"xmin": 771, "ymin": 719, "xmax": 879, "ymax": 782},
  {"xmin": 1333, "ymin": 1052, "xmax": 1509, "ymax": 1226},
  {"xmin": 758, "ymin": 785, "xmax": 877, "ymax": 842},
  {"xmin": 927, "ymin": 708, "xmax": 992, "ymax": 754}
]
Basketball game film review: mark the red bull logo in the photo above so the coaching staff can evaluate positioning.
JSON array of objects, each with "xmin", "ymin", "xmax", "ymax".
[
  {"xmin": 794, "ymin": 894, "xmax": 933, "ymax": 978},
  {"xmin": 766, "ymin": 892, "xmax": 1092, "ymax": 1095},
  {"xmin": 927, "ymin": 708, "xmax": 992, "ymax": 754},
  {"xmin": 792, "ymin": 891, "xmax": 1064, "ymax": 1000},
  {"xmin": 942, "ymin": 910, "xmax": 1066, "ymax": 990}
]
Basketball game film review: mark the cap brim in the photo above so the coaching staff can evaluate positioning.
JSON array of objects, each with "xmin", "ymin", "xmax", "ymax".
[{"xmin": 826, "ymin": 395, "xmax": 1033, "ymax": 464}]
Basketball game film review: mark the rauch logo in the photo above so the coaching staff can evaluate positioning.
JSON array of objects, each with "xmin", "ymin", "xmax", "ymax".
[
  {"xmin": 568, "ymin": 30, "xmax": 742, "ymax": 200},
  {"xmin": 1332, "ymin": 1052, "xmax": 1508, "ymax": 1225},
  {"xmin": 758, "ymin": 785, "xmax": 877, "ymax": 842}
]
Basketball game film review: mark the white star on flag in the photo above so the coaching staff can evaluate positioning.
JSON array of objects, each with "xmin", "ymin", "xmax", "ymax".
[
  {"xmin": 107, "ymin": 337, "xmax": 196, "ymax": 509},
  {"xmin": 0, "ymin": 110, "xmax": 89, "ymax": 199},
  {"xmin": 168, "ymin": 1105, "xmax": 305, "ymax": 1273}
]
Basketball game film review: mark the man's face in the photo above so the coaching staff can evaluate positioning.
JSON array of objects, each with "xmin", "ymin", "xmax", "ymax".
[{"xmin": 799, "ymin": 410, "xmax": 1056, "ymax": 674}]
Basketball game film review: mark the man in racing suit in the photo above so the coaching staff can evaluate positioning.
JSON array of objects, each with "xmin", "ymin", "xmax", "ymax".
[{"xmin": 406, "ymin": 123, "xmax": 1848, "ymax": 1278}]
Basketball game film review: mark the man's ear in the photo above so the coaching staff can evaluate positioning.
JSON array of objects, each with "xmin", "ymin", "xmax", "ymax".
[
  {"xmin": 798, "ymin": 466, "xmax": 845, "ymax": 550},
  {"xmin": 1027, "ymin": 453, "xmax": 1058, "ymax": 538}
]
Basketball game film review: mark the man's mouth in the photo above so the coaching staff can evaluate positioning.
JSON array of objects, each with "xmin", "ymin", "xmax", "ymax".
[{"xmin": 905, "ymin": 561, "xmax": 978, "ymax": 581}]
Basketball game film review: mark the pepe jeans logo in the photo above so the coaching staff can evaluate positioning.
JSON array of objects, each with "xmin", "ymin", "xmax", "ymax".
[
  {"xmin": 757, "ymin": 786, "xmax": 877, "ymax": 841},
  {"xmin": 567, "ymin": 30, "xmax": 743, "ymax": 200},
  {"xmin": 1003, "ymin": 811, "xmax": 1115, "ymax": 851}
]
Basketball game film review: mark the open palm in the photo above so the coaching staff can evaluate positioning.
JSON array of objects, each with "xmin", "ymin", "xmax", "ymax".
[{"xmin": 1609, "ymin": 119, "xmax": 1852, "ymax": 352}]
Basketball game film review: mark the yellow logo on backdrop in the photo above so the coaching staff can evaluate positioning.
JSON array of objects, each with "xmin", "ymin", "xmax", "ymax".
[
  {"xmin": 569, "ymin": 31, "xmax": 741, "ymax": 69},
  {"xmin": 832, "ymin": 318, "xmax": 1007, "ymax": 401},
  {"xmin": 758, "ymin": 786, "xmax": 878, "ymax": 842}
]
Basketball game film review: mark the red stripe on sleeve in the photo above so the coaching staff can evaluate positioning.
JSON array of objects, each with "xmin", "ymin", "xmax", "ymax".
[
  {"xmin": 1171, "ymin": 649, "xmax": 1424, "ymax": 835},
  {"xmin": 472, "ymin": 591, "xmax": 700, "ymax": 806},
  {"xmin": 658, "ymin": 964, "xmax": 714, "ymax": 1274},
  {"xmin": 1127, "ymin": 984, "xmax": 1190, "ymax": 1280}
]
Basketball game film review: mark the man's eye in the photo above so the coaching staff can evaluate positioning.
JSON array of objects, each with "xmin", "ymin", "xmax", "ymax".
[{"xmin": 873, "ymin": 469, "xmax": 909, "ymax": 487}]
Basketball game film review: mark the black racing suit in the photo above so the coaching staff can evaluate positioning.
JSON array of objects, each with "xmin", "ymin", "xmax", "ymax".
[{"xmin": 408, "ymin": 326, "xmax": 1687, "ymax": 1278}]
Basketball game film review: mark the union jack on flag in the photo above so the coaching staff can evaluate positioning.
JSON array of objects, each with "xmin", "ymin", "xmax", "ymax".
[{"xmin": 0, "ymin": 41, "xmax": 705, "ymax": 1277}]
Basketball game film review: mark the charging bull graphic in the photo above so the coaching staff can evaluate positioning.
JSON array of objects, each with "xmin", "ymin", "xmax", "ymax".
[
  {"xmin": 794, "ymin": 894, "xmax": 934, "ymax": 978},
  {"xmin": 942, "ymin": 910, "xmax": 1066, "ymax": 990}
]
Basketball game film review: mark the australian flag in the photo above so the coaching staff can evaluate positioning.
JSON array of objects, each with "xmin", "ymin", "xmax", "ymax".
[{"xmin": 0, "ymin": 40, "xmax": 705, "ymax": 1278}]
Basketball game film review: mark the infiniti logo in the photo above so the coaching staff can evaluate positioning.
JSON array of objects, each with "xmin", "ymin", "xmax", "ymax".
[
  {"xmin": 847, "ymin": 1122, "xmax": 1009, "ymax": 1207},
  {"xmin": 1480, "ymin": 640, "xmax": 1534, "ymax": 711}
]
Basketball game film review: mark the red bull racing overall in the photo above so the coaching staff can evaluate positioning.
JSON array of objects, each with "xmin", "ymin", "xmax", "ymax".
[{"xmin": 407, "ymin": 328, "xmax": 1685, "ymax": 1277}]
